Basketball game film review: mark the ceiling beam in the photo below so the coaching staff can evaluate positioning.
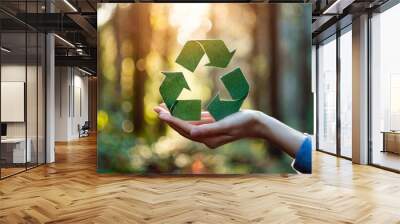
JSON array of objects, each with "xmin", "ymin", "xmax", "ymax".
[
  {"xmin": 323, "ymin": 0, "xmax": 356, "ymax": 14},
  {"xmin": 55, "ymin": 55, "xmax": 96, "ymax": 72},
  {"xmin": 67, "ymin": 13, "xmax": 97, "ymax": 39},
  {"xmin": 13, "ymin": 13, "xmax": 83, "ymax": 32}
]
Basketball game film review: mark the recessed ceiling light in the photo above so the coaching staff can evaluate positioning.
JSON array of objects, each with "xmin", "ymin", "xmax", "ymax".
[
  {"xmin": 1, "ymin": 47, "xmax": 11, "ymax": 53},
  {"xmin": 54, "ymin": 34, "xmax": 75, "ymax": 48},
  {"xmin": 323, "ymin": 0, "xmax": 354, "ymax": 15},
  {"xmin": 78, "ymin": 67, "xmax": 93, "ymax": 76},
  {"xmin": 63, "ymin": 0, "xmax": 78, "ymax": 12}
]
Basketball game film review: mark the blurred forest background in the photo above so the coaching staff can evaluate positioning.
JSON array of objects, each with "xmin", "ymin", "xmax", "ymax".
[{"xmin": 97, "ymin": 3, "xmax": 312, "ymax": 174}]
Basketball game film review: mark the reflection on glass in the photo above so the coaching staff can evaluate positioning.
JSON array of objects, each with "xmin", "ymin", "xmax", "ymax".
[
  {"xmin": 318, "ymin": 37, "xmax": 337, "ymax": 154},
  {"xmin": 1, "ymin": 31, "xmax": 27, "ymax": 177},
  {"xmin": 0, "ymin": 1, "xmax": 46, "ymax": 178},
  {"xmin": 38, "ymin": 33, "xmax": 46, "ymax": 165},
  {"xmin": 340, "ymin": 29, "xmax": 352, "ymax": 158},
  {"xmin": 27, "ymin": 31, "xmax": 38, "ymax": 169},
  {"xmin": 371, "ymin": 4, "xmax": 400, "ymax": 171}
]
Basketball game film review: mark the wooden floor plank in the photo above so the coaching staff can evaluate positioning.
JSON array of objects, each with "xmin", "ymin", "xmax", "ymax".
[{"xmin": 0, "ymin": 135, "xmax": 400, "ymax": 223}]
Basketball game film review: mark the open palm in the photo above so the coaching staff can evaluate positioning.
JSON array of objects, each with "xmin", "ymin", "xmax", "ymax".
[{"xmin": 154, "ymin": 104, "xmax": 263, "ymax": 149}]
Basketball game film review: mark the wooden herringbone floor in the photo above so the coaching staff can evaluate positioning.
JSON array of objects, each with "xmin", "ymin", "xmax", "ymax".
[{"xmin": 1, "ymin": 135, "xmax": 400, "ymax": 224}]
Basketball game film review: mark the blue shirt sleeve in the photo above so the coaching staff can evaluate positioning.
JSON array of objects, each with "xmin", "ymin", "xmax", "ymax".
[{"xmin": 293, "ymin": 136, "xmax": 312, "ymax": 174}]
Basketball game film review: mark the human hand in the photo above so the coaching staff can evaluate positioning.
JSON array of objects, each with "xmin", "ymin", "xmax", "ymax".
[{"xmin": 154, "ymin": 104, "xmax": 265, "ymax": 149}]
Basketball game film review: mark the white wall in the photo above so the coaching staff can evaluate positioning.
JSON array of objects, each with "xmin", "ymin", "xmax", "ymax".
[
  {"xmin": 1, "ymin": 65, "xmax": 26, "ymax": 138},
  {"xmin": 55, "ymin": 67, "xmax": 69, "ymax": 141},
  {"xmin": 55, "ymin": 67, "xmax": 89, "ymax": 141},
  {"xmin": 1, "ymin": 65, "xmax": 39, "ymax": 138},
  {"xmin": 72, "ymin": 73, "xmax": 89, "ymax": 138},
  {"xmin": 1, "ymin": 64, "xmax": 46, "ymax": 164}
]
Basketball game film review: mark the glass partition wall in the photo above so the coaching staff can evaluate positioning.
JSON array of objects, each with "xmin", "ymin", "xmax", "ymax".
[
  {"xmin": 316, "ymin": 0, "xmax": 400, "ymax": 172},
  {"xmin": 339, "ymin": 27, "xmax": 352, "ymax": 159},
  {"xmin": 316, "ymin": 26, "xmax": 353, "ymax": 159},
  {"xmin": 0, "ymin": 1, "xmax": 46, "ymax": 179},
  {"xmin": 370, "ymin": 3, "xmax": 400, "ymax": 172},
  {"xmin": 317, "ymin": 35, "xmax": 337, "ymax": 155}
]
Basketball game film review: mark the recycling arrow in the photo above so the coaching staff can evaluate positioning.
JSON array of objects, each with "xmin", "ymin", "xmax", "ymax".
[
  {"xmin": 176, "ymin": 40, "xmax": 235, "ymax": 72},
  {"xmin": 159, "ymin": 72, "xmax": 201, "ymax": 120},
  {"xmin": 207, "ymin": 68, "xmax": 249, "ymax": 121},
  {"xmin": 159, "ymin": 39, "xmax": 249, "ymax": 121}
]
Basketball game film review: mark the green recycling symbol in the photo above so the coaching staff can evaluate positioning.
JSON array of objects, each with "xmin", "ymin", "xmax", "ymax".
[{"xmin": 159, "ymin": 40, "xmax": 249, "ymax": 121}]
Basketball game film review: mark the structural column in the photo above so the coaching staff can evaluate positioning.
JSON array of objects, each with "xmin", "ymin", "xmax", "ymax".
[
  {"xmin": 352, "ymin": 14, "xmax": 369, "ymax": 164},
  {"xmin": 46, "ymin": 1, "xmax": 55, "ymax": 163}
]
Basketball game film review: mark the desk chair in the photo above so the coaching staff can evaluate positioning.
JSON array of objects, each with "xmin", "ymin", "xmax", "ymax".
[{"xmin": 79, "ymin": 121, "xmax": 90, "ymax": 138}]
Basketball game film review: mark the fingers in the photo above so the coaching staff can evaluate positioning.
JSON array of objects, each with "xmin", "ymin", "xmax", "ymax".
[
  {"xmin": 159, "ymin": 112, "xmax": 193, "ymax": 134},
  {"xmin": 159, "ymin": 103, "xmax": 168, "ymax": 110},
  {"xmin": 154, "ymin": 103, "xmax": 169, "ymax": 114},
  {"xmin": 165, "ymin": 120, "xmax": 192, "ymax": 139},
  {"xmin": 157, "ymin": 110, "xmax": 224, "ymax": 138},
  {"xmin": 158, "ymin": 112, "xmax": 194, "ymax": 139},
  {"xmin": 189, "ymin": 117, "xmax": 215, "ymax": 125},
  {"xmin": 155, "ymin": 103, "xmax": 212, "ymax": 115},
  {"xmin": 154, "ymin": 105, "xmax": 170, "ymax": 114},
  {"xmin": 154, "ymin": 103, "xmax": 213, "ymax": 119},
  {"xmin": 201, "ymin": 111, "xmax": 212, "ymax": 118},
  {"xmin": 156, "ymin": 104, "xmax": 243, "ymax": 149},
  {"xmin": 157, "ymin": 110, "xmax": 237, "ymax": 148},
  {"xmin": 155, "ymin": 105, "xmax": 215, "ymax": 125},
  {"xmin": 164, "ymin": 118, "xmax": 235, "ymax": 147}
]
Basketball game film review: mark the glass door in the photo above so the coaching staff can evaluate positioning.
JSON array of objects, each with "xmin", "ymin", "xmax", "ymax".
[
  {"xmin": 339, "ymin": 27, "xmax": 352, "ymax": 158},
  {"xmin": 317, "ymin": 35, "xmax": 337, "ymax": 154},
  {"xmin": 370, "ymin": 3, "xmax": 400, "ymax": 171}
]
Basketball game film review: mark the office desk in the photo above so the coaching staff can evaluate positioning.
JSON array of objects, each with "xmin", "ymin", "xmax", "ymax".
[
  {"xmin": 1, "ymin": 138, "xmax": 31, "ymax": 163},
  {"xmin": 382, "ymin": 131, "xmax": 400, "ymax": 154}
]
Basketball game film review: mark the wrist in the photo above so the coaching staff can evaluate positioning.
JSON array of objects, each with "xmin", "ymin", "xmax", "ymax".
[{"xmin": 253, "ymin": 111, "xmax": 271, "ymax": 139}]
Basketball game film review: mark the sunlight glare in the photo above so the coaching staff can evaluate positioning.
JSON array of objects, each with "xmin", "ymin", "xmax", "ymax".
[{"xmin": 169, "ymin": 4, "xmax": 210, "ymax": 45}]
